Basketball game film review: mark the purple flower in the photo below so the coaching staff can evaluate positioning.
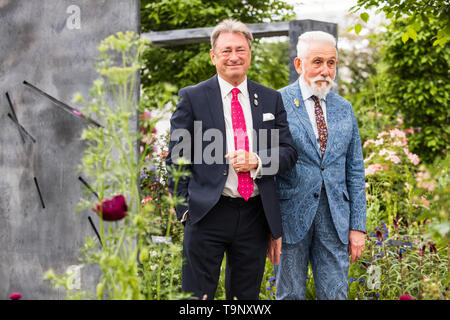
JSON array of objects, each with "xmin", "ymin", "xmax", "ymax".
[
  {"xmin": 419, "ymin": 245, "xmax": 426, "ymax": 256},
  {"xmin": 376, "ymin": 230, "xmax": 384, "ymax": 242},
  {"xmin": 428, "ymin": 242, "xmax": 437, "ymax": 254},
  {"xmin": 93, "ymin": 195, "xmax": 128, "ymax": 221},
  {"xmin": 393, "ymin": 214, "xmax": 399, "ymax": 229}
]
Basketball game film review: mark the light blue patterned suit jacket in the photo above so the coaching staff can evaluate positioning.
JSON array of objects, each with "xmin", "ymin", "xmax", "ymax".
[{"xmin": 276, "ymin": 80, "xmax": 367, "ymax": 245}]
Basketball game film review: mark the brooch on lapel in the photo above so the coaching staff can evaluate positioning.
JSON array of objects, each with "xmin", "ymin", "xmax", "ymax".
[
  {"xmin": 294, "ymin": 98, "xmax": 300, "ymax": 107},
  {"xmin": 253, "ymin": 93, "xmax": 259, "ymax": 107}
]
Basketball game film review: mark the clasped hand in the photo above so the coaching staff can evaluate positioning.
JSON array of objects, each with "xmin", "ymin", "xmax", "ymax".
[{"xmin": 225, "ymin": 149, "xmax": 258, "ymax": 172}]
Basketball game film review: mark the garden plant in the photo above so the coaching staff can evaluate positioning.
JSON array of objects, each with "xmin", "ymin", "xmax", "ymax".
[{"xmin": 42, "ymin": 0, "xmax": 448, "ymax": 300}]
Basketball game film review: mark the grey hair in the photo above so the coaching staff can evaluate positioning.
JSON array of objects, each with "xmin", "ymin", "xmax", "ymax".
[
  {"xmin": 210, "ymin": 19, "xmax": 253, "ymax": 52},
  {"xmin": 296, "ymin": 31, "xmax": 337, "ymax": 59}
]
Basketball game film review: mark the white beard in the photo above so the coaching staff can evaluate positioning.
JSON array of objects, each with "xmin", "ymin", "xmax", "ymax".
[{"xmin": 301, "ymin": 74, "xmax": 336, "ymax": 99}]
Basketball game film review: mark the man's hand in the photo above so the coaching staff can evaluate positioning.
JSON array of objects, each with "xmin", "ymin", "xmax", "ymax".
[
  {"xmin": 348, "ymin": 230, "xmax": 366, "ymax": 264},
  {"xmin": 225, "ymin": 149, "xmax": 258, "ymax": 173},
  {"xmin": 267, "ymin": 236, "xmax": 282, "ymax": 265}
]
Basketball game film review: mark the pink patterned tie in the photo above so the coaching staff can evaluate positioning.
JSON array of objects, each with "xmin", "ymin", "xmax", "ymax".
[
  {"xmin": 311, "ymin": 95, "xmax": 328, "ymax": 158},
  {"xmin": 231, "ymin": 88, "xmax": 254, "ymax": 201}
]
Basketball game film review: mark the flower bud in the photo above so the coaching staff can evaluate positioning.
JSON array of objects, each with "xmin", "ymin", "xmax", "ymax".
[
  {"xmin": 93, "ymin": 195, "xmax": 128, "ymax": 221},
  {"xmin": 139, "ymin": 248, "xmax": 150, "ymax": 263}
]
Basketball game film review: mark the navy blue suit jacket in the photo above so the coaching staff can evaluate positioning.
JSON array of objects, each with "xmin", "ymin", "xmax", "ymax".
[{"xmin": 166, "ymin": 75, "xmax": 297, "ymax": 238}]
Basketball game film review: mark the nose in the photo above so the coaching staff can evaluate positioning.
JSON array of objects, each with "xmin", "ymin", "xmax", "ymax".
[
  {"xmin": 229, "ymin": 51, "xmax": 240, "ymax": 62},
  {"xmin": 320, "ymin": 64, "xmax": 330, "ymax": 78}
]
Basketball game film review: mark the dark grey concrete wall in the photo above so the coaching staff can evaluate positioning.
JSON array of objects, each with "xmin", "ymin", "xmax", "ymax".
[{"xmin": 0, "ymin": 0, "xmax": 139, "ymax": 299}]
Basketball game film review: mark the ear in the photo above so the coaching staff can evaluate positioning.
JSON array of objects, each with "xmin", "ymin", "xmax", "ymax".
[
  {"xmin": 333, "ymin": 60, "xmax": 338, "ymax": 80},
  {"xmin": 210, "ymin": 49, "xmax": 216, "ymax": 66},
  {"xmin": 294, "ymin": 57, "xmax": 302, "ymax": 75}
]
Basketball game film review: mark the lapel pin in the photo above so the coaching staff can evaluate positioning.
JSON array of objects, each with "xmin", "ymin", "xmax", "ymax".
[
  {"xmin": 254, "ymin": 99, "xmax": 259, "ymax": 106},
  {"xmin": 254, "ymin": 93, "xmax": 258, "ymax": 99},
  {"xmin": 294, "ymin": 98, "xmax": 300, "ymax": 107}
]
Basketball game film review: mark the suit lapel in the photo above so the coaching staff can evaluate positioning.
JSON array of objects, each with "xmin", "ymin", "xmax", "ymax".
[
  {"xmin": 288, "ymin": 81, "xmax": 321, "ymax": 158},
  {"xmin": 247, "ymin": 80, "xmax": 263, "ymax": 131},
  {"xmin": 205, "ymin": 75, "xmax": 227, "ymax": 156},
  {"xmin": 323, "ymin": 92, "xmax": 337, "ymax": 162}
]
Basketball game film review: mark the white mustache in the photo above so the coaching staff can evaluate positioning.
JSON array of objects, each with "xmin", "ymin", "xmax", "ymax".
[{"xmin": 311, "ymin": 75, "xmax": 334, "ymax": 85}]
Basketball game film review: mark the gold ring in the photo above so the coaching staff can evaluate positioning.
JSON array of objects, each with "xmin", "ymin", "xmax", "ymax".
[{"xmin": 236, "ymin": 168, "xmax": 240, "ymax": 172}]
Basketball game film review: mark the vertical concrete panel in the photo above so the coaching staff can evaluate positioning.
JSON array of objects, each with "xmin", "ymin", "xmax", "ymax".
[{"xmin": 0, "ymin": 0, "xmax": 139, "ymax": 299}]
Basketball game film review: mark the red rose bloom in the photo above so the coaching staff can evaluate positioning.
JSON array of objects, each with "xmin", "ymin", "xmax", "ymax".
[
  {"xmin": 9, "ymin": 292, "xmax": 22, "ymax": 300},
  {"xmin": 93, "ymin": 195, "xmax": 128, "ymax": 221}
]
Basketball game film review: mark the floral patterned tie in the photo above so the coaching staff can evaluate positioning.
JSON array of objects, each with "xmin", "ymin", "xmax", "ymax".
[
  {"xmin": 231, "ymin": 88, "xmax": 254, "ymax": 200},
  {"xmin": 311, "ymin": 95, "xmax": 328, "ymax": 158}
]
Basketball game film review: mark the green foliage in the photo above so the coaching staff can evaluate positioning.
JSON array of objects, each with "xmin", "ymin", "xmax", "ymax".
[
  {"xmin": 346, "ymin": 12, "xmax": 449, "ymax": 163},
  {"xmin": 140, "ymin": 0, "xmax": 295, "ymax": 111},
  {"xmin": 350, "ymin": 0, "xmax": 450, "ymax": 46},
  {"xmin": 248, "ymin": 40, "xmax": 290, "ymax": 90},
  {"xmin": 379, "ymin": 18, "xmax": 449, "ymax": 162},
  {"xmin": 348, "ymin": 222, "xmax": 448, "ymax": 300}
]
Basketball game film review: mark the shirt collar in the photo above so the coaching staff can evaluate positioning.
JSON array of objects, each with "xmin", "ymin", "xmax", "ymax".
[
  {"xmin": 299, "ymin": 76, "xmax": 314, "ymax": 102},
  {"xmin": 217, "ymin": 74, "xmax": 248, "ymax": 100}
]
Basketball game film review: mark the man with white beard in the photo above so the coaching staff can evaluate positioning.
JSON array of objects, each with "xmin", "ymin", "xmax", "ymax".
[{"xmin": 274, "ymin": 31, "xmax": 367, "ymax": 300}]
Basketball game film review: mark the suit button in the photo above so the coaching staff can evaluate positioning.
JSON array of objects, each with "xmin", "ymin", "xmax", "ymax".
[
  {"xmin": 223, "ymin": 170, "xmax": 227, "ymax": 176},
  {"xmin": 314, "ymin": 193, "xmax": 319, "ymax": 198},
  {"xmin": 320, "ymin": 166, "xmax": 325, "ymax": 171}
]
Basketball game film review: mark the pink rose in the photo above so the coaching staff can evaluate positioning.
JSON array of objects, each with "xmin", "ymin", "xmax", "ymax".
[
  {"xmin": 141, "ymin": 196, "xmax": 153, "ymax": 206},
  {"xmin": 399, "ymin": 294, "xmax": 414, "ymax": 300},
  {"xmin": 363, "ymin": 139, "xmax": 375, "ymax": 148},
  {"xmin": 9, "ymin": 292, "xmax": 22, "ymax": 300},
  {"xmin": 377, "ymin": 131, "xmax": 389, "ymax": 138},
  {"xmin": 407, "ymin": 153, "xmax": 420, "ymax": 165},
  {"xmin": 389, "ymin": 128, "xmax": 406, "ymax": 139},
  {"xmin": 93, "ymin": 195, "xmax": 128, "ymax": 221},
  {"xmin": 374, "ymin": 138, "xmax": 384, "ymax": 146},
  {"xmin": 140, "ymin": 109, "xmax": 152, "ymax": 120},
  {"xmin": 386, "ymin": 155, "xmax": 401, "ymax": 164},
  {"xmin": 421, "ymin": 196, "xmax": 429, "ymax": 208},
  {"xmin": 365, "ymin": 163, "xmax": 383, "ymax": 176}
]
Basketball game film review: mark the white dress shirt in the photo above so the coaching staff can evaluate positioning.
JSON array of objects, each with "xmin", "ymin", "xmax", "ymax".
[
  {"xmin": 299, "ymin": 76, "xmax": 328, "ymax": 149},
  {"xmin": 218, "ymin": 75, "xmax": 262, "ymax": 198}
]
